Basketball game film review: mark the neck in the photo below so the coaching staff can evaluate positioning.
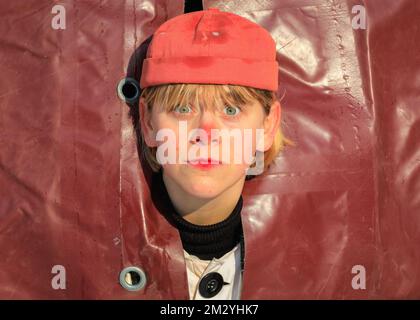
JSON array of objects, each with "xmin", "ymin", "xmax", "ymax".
[{"xmin": 162, "ymin": 172, "xmax": 245, "ymax": 226}]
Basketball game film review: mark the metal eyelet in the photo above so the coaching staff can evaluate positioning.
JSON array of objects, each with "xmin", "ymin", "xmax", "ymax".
[
  {"xmin": 117, "ymin": 77, "xmax": 140, "ymax": 104},
  {"xmin": 119, "ymin": 266, "xmax": 147, "ymax": 291}
]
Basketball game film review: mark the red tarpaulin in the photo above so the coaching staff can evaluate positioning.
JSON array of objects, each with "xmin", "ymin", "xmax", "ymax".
[{"xmin": 0, "ymin": 0, "xmax": 419, "ymax": 299}]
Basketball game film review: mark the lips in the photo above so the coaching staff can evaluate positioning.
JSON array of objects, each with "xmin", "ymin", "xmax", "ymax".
[
  {"xmin": 188, "ymin": 158, "xmax": 221, "ymax": 165},
  {"xmin": 187, "ymin": 158, "xmax": 222, "ymax": 169}
]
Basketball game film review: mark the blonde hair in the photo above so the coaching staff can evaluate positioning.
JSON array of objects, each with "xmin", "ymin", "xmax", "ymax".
[{"xmin": 135, "ymin": 83, "xmax": 294, "ymax": 173}]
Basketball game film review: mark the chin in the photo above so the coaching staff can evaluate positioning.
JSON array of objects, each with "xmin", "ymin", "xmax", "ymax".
[
  {"xmin": 163, "ymin": 164, "xmax": 247, "ymax": 199},
  {"xmin": 182, "ymin": 178, "xmax": 225, "ymax": 199}
]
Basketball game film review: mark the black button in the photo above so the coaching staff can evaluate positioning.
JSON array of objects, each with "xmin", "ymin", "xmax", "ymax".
[{"xmin": 198, "ymin": 272, "xmax": 228, "ymax": 298}]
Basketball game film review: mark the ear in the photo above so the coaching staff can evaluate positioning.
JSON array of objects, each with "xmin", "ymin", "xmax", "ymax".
[
  {"xmin": 139, "ymin": 97, "xmax": 158, "ymax": 147},
  {"xmin": 262, "ymin": 100, "xmax": 281, "ymax": 151}
]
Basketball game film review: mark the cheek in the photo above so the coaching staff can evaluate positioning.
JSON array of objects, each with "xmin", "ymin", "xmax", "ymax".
[
  {"xmin": 154, "ymin": 114, "xmax": 177, "ymax": 131},
  {"xmin": 153, "ymin": 116, "xmax": 190, "ymax": 162},
  {"xmin": 230, "ymin": 120, "xmax": 264, "ymax": 164},
  {"xmin": 153, "ymin": 116, "xmax": 179, "ymax": 142}
]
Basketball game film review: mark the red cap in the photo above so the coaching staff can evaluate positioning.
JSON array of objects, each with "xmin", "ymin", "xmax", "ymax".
[{"xmin": 140, "ymin": 7, "xmax": 279, "ymax": 91}]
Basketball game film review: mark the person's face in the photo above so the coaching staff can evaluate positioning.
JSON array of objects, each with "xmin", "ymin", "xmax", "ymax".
[{"xmin": 140, "ymin": 95, "xmax": 281, "ymax": 199}]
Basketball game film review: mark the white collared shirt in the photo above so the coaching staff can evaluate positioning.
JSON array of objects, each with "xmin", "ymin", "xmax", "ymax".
[{"xmin": 183, "ymin": 243, "xmax": 243, "ymax": 300}]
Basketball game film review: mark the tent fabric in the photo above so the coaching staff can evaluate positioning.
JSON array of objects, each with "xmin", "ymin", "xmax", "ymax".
[{"xmin": 0, "ymin": 0, "xmax": 419, "ymax": 299}]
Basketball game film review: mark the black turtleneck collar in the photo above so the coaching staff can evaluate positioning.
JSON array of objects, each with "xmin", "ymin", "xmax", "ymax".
[{"xmin": 151, "ymin": 169, "xmax": 243, "ymax": 260}]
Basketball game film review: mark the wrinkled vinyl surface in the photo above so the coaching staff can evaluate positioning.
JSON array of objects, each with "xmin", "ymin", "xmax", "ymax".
[{"xmin": 1, "ymin": 0, "xmax": 419, "ymax": 299}]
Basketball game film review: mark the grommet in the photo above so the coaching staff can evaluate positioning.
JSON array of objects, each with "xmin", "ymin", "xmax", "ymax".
[
  {"xmin": 119, "ymin": 266, "xmax": 147, "ymax": 291},
  {"xmin": 198, "ymin": 272, "xmax": 228, "ymax": 298},
  {"xmin": 117, "ymin": 77, "xmax": 140, "ymax": 104}
]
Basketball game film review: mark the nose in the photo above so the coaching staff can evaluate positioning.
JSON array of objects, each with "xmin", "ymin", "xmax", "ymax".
[{"xmin": 189, "ymin": 110, "xmax": 220, "ymax": 145}]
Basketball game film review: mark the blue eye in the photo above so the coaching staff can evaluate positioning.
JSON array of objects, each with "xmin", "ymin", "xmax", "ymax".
[
  {"xmin": 223, "ymin": 105, "xmax": 241, "ymax": 116},
  {"xmin": 174, "ymin": 105, "xmax": 192, "ymax": 114}
]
